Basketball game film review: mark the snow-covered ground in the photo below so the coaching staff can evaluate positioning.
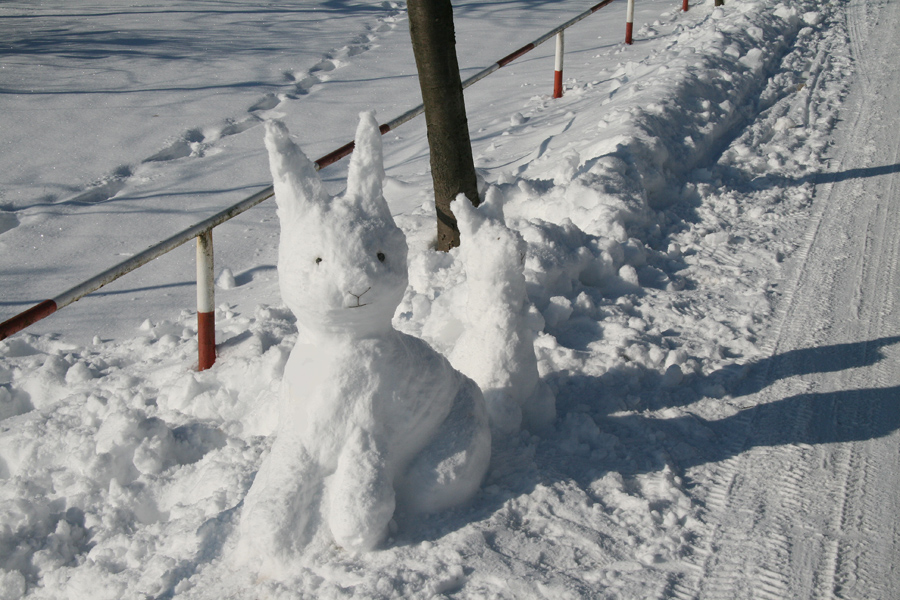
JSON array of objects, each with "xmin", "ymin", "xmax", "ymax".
[{"xmin": 2, "ymin": 0, "xmax": 899, "ymax": 597}]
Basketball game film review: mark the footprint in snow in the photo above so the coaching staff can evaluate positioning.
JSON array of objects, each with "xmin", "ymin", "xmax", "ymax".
[
  {"xmin": 62, "ymin": 2, "xmax": 404, "ymax": 210},
  {"xmin": 0, "ymin": 210, "xmax": 19, "ymax": 235},
  {"xmin": 248, "ymin": 93, "xmax": 281, "ymax": 112},
  {"xmin": 218, "ymin": 115, "xmax": 262, "ymax": 138},
  {"xmin": 144, "ymin": 129, "xmax": 205, "ymax": 163},
  {"xmin": 63, "ymin": 166, "xmax": 133, "ymax": 205}
]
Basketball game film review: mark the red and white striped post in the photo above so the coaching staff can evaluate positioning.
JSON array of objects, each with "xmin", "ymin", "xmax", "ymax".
[
  {"xmin": 196, "ymin": 230, "xmax": 216, "ymax": 370},
  {"xmin": 552, "ymin": 31, "xmax": 565, "ymax": 98},
  {"xmin": 625, "ymin": 0, "xmax": 635, "ymax": 45}
]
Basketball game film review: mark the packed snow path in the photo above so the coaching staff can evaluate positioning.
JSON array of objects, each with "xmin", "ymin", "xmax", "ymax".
[{"xmin": 686, "ymin": 1, "xmax": 900, "ymax": 598}]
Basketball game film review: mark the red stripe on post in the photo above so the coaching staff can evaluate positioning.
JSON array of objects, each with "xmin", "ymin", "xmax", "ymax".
[
  {"xmin": 197, "ymin": 311, "xmax": 216, "ymax": 371},
  {"xmin": 553, "ymin": 70, "xmax": 564, "ymax": 99},
  {"xmin": 0, "ymin": 300, "xmax": 58, "ymax": 341},
  {"xmin": 683, "ymin": 0, "xmax": 689, "ymax": 11},
  {"xmin": 625, "ymin": 0, "xmax": 635, "ymax": 45}
]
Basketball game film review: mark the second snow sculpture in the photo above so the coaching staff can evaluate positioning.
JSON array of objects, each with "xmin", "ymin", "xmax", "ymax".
[
  {"xmin": 236, "ymin": 113, "xmax": 491, "ymax": 567},
  {"xmin": 451, "ymin": 191, "xmax": 556, "ymax": 435}
]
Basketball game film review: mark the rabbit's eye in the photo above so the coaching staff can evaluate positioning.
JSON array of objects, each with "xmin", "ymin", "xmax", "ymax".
[
  {"xmin": 315, "ymin": 257, "xmax": 323, "ymax": 265},
  {"xmin": 377, "ymin": 252, "xmax": 386, "ymax": 263}
]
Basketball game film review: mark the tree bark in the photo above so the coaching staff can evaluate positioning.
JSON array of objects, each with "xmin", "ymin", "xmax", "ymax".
[{"xmin": 407, "ymin": 0, "xmax": 480, "ymax": 251}]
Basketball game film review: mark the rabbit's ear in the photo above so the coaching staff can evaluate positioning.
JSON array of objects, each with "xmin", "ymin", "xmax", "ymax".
[
  {"xmin": 454, "ymin": 187, "xmax": 506, "ymax": 245},
  {"xmin": 453, "ymin": 188, "xmax": 495, "ymax": 239},
  {"xmin": 345, "ymin": 111, "xmax": 389, "ymax": 218},
  {"xmin": 479, "ymin": 186, "xmax": 505, "ymax": 222},
  {"xmin": 264, "ymin": 119, "xmax": 331, "ymax": 220},
  {"xmin": 452, "ymin": 192, "xmax": 481, "ymax": 238}
]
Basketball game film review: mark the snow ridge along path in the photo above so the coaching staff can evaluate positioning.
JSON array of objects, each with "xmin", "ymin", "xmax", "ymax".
[{"xmin": 1, "ymin": 0, "xmax": 900, "ymax": 598}]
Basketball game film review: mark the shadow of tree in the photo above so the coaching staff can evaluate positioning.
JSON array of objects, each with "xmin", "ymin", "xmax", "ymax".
[
  {"xmin": 742, "ymin": 163, "xmax": 900, "ymax": 191},
  {"xmin": 721, "ymin": 336, "xmax": 900, "ymax": 398},
  {"xmin": 596, "ymin": 383, "xmax": 900, "ymax": 481},
  {"xmin": 550, "ymin": 336, "xmax": 900, "ymax": 483}
]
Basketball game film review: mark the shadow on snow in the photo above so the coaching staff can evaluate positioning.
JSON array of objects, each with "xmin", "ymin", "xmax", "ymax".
[{"xmin": 401, "ymin": 335, "xmax": 900, "ymax": 544}]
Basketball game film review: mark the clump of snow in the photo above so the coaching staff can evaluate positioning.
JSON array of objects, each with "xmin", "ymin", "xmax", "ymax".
[
  {"xmin": 234, "ymin": 114, "xmax": 490, "ymax": 571},
  {"xmin": 802, "ymin": 11, "xmax": 822, "ymax": 26},
  {"xmin": 215, "ymin": 268, "xmax": 236, "ymax": 290}
]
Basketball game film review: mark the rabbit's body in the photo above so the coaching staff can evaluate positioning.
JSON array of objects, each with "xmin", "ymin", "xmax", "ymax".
[
  {"xmin": 241, "ymin": 332, "xmax": 488, "ymax": 559},
  {"xmin": 236, "ymin": 113, "xmax": 490, "ymax": 567},
  {"xmin": 280, "ymin": 335, "xmax": 480, "ymax": 473}
]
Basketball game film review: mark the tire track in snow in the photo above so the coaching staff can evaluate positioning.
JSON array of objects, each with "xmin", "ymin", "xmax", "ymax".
[
  {"xmin": 786, "ymin": 103, "xmax": 900, "ymax": 599},
  {"xmin": 688, "ymin": 0, "xmax": 900, "ymax": 596},
  {"xmin": 823, "ymin": 3, "xmax": 900, "ymax": 595},
  {"xmin": 667, "ymin": 2, "xmax": 877, "ymax": 598}
]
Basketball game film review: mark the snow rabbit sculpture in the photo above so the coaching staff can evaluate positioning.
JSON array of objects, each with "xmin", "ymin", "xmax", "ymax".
[
  {"xmin": 451, "ymin": 190, "xmax": 556, "ymax": 436},
  {"xmin": 236, "ymin": 113, "xmax": 491, "ymax": 566}
]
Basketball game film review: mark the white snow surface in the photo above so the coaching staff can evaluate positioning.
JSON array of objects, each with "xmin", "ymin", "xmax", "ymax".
[{"xmin": 2, "ymin": 0, "xmax": 900, "ymax": 598}]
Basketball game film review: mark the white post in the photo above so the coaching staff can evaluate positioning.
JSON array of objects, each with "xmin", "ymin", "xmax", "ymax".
[
  {"xmin": 553, "ymin": 31, "xmax": 564, "ymax": 98},
  {"xmin": 626, "ymin": 0, "xmax": 635, "ymax": 45},
  {"xmin": 196, "ymin": 230, "xmax": 216, "ymax": 370}
]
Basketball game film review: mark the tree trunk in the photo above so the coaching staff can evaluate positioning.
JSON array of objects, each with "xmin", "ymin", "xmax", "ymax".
[{"xmin": 407, "ymin": 0, "xmax": 480, "ymax": 251}]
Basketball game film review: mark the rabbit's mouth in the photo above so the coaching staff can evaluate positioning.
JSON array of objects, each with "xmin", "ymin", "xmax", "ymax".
[{"xmin": 346, "ymin": 287, "xmax": 371, "ymax": 309}]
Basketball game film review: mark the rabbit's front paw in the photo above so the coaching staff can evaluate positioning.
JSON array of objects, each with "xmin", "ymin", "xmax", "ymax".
[
  {"xmin": 236, "ymin": 444, "xmax": 320, "ymax": 569},
  {"xmin": 328, "ymin": 428, "xmax": 395, "ymax": 552}
]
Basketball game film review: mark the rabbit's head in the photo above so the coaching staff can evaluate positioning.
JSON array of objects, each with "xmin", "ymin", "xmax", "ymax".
[
  {"xmin": 265, "ymin": 113, "xmax": 408, "ymax": 338},
  {"xmin": 454, "ymin": 187, "xmax": 527, "ymax": 291}
]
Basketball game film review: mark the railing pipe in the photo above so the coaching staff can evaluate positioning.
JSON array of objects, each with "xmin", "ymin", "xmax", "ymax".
[
  {"xmin": 0, "ymin": 184, "xmax": 275, "ymax": 343},
  {"xmin": 471, "ymin": 0, "xmax": 617, "ymax": 79},
  {"xmin": 553, "ymin": 32, "xmax": 565, "ymax": 99},
  {"xmin": 0, "ymin": 301, "xmax": 58, "ymax": 340}
]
